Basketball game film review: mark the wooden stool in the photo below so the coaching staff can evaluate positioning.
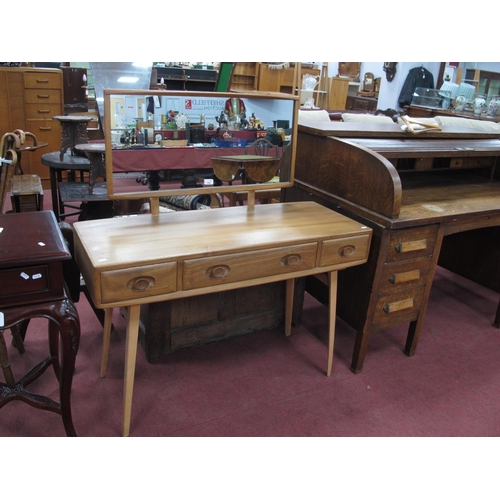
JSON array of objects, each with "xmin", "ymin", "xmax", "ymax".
[{"xmin": 10, "ymin": 174, "xmax": 44, "ymax": 212}]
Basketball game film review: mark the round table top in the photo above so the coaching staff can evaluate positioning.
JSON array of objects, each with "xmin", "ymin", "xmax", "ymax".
[
  {"xmin": 41, "ymin": 151, "xmax": 90, "ymax": 170},
  {"xmin": 52, "ymin": 115, "xmax": 94, "ymax": 123},
  {"xmin": 75, "ymin": 143, "xmax": 105, "ymax": 154}
]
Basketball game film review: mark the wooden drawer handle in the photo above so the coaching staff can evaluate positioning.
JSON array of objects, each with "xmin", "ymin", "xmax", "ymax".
[
  {"xmin": 383, "ymin": 298, "xmax": 415, "ymax": 314},
  {"xmin": 339, "ymin": 245, "xmax": 355, "ymax": 257},
  {"xmin": 281, "ymin": 254, "xmax": 301, "ymax": 267},
  {"xmin": 127, "ymin": 276, "xmax": 155, "ymax": 291},
  {"xmin": 206, "ymin": 265, "xmax": 230, "ymax": 279},
  {"xmin": 38, "ymin": 127, "xmax": 52, "ymax": 131},
  {"xmin": 37, "ymin": 94, "xmax": 50, "ymax": 99},
  {"xmin": 36, "ymin": 78, "xmax": 49, "ymax": 83},
  {"xmin": 396, "ymin": 239, "xmax": 428, "ymax": 253},
  {"xmin": 389, "ymin": 269, "xmax": 421, "ymax": 284},
  {"xmin": 37, "ymin": 109, "xmax": 51, "ymax": 113}
]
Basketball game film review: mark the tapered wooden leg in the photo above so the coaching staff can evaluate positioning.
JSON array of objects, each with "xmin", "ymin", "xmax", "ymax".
[
  {"xmin": 100, "ymin": 308, "xmax": 114, "ymax": 378},
  {"xmin": 285, "ymin": 279, "xmax": 295, "ymax": 337},
  {"xmin": 123, "ymin": 305, "xmax": 141, "ymax": 437},
  {"xmin": 327, "ymin": 271, "xmax": 338, "ymax": 377}
]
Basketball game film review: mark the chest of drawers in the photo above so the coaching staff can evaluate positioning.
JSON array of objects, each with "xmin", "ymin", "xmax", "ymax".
[{"xmin": 0, "ymin": 67, "xmax": 63, "ymax": 182}]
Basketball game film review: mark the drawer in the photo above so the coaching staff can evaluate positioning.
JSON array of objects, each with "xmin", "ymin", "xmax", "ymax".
[
  {"xmin": 182, "ymin": 243, "xmax": 318, "ymax": 290},
  {"xmin": 372, "ymin": 286, "xmax": 426, "ymax": 327},
  {"xmin": 25, "ymin": 89, "xmax": 62, "ymax": 104},
  {"xmin": 26, "ymin": 103, "xmax": 62, "ymax": 118},
  {"xmin": 101, "ymin": 262, "xmax": 177, "ymax": 303},
  {"xmin": 24, "ymin": 72, "xmax": 62, "ymax": 89},
  {"xmin": 386, "ymin": 226, "xmax": 438, "ymax": 263},
  {"xmin": 0, "ymin": 265, "xmax": 49, "ymax": 301},
  {"xmin": 378, "ymin": 259, "xmax": 432, "ymax": 293},
  {"xmin": 26, "ymin": 118, "xmax": 61, "ymax": 136},
  {"xmin": 319, "ymin": 234, "xmax": 370, "ymax": 268}
]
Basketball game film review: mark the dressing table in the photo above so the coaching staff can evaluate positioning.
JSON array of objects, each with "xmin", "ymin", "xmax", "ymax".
[{"xmin": 73, "ymin": 89, "xmax": 372, "ymax": 436}]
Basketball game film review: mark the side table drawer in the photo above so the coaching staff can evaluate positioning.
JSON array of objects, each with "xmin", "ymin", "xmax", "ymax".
[
  {"xmin": 319, "ymin": 234, "xmax": 370, "ymax": 267},
  {"xmin": 101, "ymin": 262, "xmax": 177, "ymax": 303},
  {"xmin": 182, "ymin": 243, "xmax": 317, "ymax": 290},
  {"xmin": 0, "ymin": 265, "xmax": 49, "ymax": 302}
]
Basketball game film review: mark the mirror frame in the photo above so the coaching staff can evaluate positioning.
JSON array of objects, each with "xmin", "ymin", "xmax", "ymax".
[{"xmin": 104, "ymin": 88, "xmax": 299, "ymax": 202}]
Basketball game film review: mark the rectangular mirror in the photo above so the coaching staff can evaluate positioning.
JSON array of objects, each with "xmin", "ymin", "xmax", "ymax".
[{"xmin": 104, "ymin": 89, "xmax": 298, "ymax": 201}]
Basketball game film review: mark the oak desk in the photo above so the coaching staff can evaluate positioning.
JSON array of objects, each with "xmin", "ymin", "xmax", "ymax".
[
  {"xmin": 73, "ymin": 202, "xmax": 372, "ymax": 436},
  {"xmin": 285, "ymin": 120, "xmax": 500, "ymax": 373}
]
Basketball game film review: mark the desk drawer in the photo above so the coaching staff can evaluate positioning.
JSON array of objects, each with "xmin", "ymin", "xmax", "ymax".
[
  {"xmin": 319, "ymin": 234, "xmax": 370, "ymax": 267},
  {"xmin": 182, "ymin": 243, "xmax": 317, "ymax": 290},
  {"xmin": 373, "ymin": 286, "xmax": 426, "ymax": 327},
  {"xmin": 24, "ymin": 72, "xmax": 61, "ymax": 89},
  {"xmin": 25, "ymin": 89, "xmax": 62, "ymax": 104},
  {"xmin": 0, "ymin": 265, "xmax": 49, "ymax": 300},
  {"xmin": 101, "ymin": 262, "xmax": 177, "ymax": 303},
  {"xmin": 387, "ymin": 226, "xmax": 438, "ymax": 263},
  {"xmin": 379, "ymin": 259, "xmax": 432, "ymax": 293}
]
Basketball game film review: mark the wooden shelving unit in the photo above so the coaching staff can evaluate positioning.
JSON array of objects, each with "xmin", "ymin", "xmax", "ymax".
[{"xmin": 228, "ymin": 62, "xmax": 260, "ymax": 91}]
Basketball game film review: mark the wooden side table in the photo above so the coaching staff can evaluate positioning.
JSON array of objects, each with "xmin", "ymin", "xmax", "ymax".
[
  {"xmin": 74, "ymin": 143, "xmax": 106, "ymax": 194},
  {"xmin": 0, "ymin": 211, "xmax": 80, "ymax": 436},
  {"xmin": 52, "ymin": 115, "xmax": 93, "ymax": 160}
]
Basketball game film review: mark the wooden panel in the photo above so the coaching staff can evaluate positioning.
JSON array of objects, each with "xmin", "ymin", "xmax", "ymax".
[
  {"xmin": 328, "ymin": 77, "xmax": 349, "ymax": 109},
  {"xmin": 23, "ymin": 71, "xmax": 62, "ymax": 89}
]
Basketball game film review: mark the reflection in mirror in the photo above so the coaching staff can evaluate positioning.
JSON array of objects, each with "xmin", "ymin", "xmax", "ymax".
[
  {"xmin": 104, "ymin": 89, "xmax": 298, "ymax": 201},
  {"xmin": 90, "ymin": 62, "xmax": 153, "ymax": 132}
]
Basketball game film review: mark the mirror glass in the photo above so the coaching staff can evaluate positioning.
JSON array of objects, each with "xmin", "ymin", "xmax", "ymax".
[
  {"xmin": 104, "ymin": 89, "xmax": 298, "ymax": 200},
  {"xmin": 90, "ymin": 62, "xmax": 153, "ymax": 132}
]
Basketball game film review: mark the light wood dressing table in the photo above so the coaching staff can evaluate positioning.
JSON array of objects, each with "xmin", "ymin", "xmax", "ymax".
[{"xmin": 72, "ymin": 89, "xmax": 372, "ymax": 436}]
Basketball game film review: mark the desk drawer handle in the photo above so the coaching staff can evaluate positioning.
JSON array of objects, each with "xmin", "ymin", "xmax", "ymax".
[
  {"xmin": 396, "ymin": 239, "xmax": 428, "ymax": 253},
  {"xmin": 127, "ymin": 276, "xmax": 155, "ymax": 291},
  {"xmin": 38, "ymin": 127, "xmax": 52, "ymax": 131},
  {"xmin": 339, "ymin": 245, "xmax": 355, "ymax": 257},
  {"xmin": 281, "ymin": 254, "xmax": 301, "ymax": 267},
  {"xmin": 37, "ymin": 94, "xmax": 50, "ymax": 99},
  {"xmin": 36, "ymin": 78, "xmax": 49, "ymax": 83},
  {"xmin": 37, "ymin": 109, "xmax": 51, "ymax": 114},
  {"xmin": 389, "ymin": 269, "xmax": 421, "ymax": 284},
  {"xmin": 383, "ymin": 298, "xmax": 415, "ymax": 314},
  {"xmin": 206, "ymin": 265, "xmax": 230, "ymax": 279}
]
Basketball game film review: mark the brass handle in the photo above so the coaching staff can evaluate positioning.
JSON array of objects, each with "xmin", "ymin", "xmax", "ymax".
[
  {"xmin": 127, "ymin": 276, "xmax": 155, "ymax": 291},
  {"xmin": 383, "ymin": 298, "xmax": 415, "ymax": 314},
  {"xmin": 396, "ymin": 239, "xmax": 428, "ymax": 253},
  {"xmin": 281, "ymin": 254, "xmax": 301, "ymax": 267},
  {"xmin": 206, "ymin": 265, "xmax": 230, "ymax": 279},
  {"xmin": 389, "ymin": 269, "xmax": 421, "ymax": 284}
]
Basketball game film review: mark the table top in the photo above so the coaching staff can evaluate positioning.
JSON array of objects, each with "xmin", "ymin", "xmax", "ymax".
[
  {"xmin": 75, "ymin": 143, "xmax": 105, "ymax": 154},
  {"xmin": 74, "ymin": 201, "xmax": 370, "ymax": 272},
  {"xmin": 41, "ymin": 151, "xmax": 90, "ymax": 170},
  {"xmin": 0, "ymin": 211, "xmax": 70, "ymax": 268},
  {"xmin": 52, "ymin": 115, "xmax": 94, "ymax": 123}
]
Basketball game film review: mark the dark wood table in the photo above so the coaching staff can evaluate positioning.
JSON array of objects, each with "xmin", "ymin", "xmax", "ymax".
[
  {"xmin": 52, "ymin": 115, "xmax": 93, "ymax": 160},
  {"xmin": 41, "ymin": 151, "xmax": 90, "ymax": 221},
  {"xmin": 0, "ymin": 211, "xmax": 80, "ymax": 436},
  {"xmin": 74, "ymin": 143, "xmax": 106, "ymax": 194}
]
